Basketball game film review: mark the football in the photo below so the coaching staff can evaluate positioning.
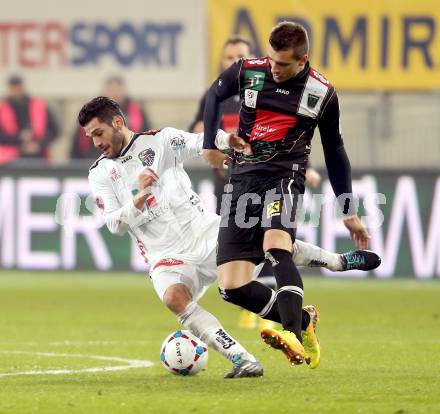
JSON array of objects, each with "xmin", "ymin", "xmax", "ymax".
[{"xmin": 160, "ymin": 330, "xmax": 208, "ymax": 376}]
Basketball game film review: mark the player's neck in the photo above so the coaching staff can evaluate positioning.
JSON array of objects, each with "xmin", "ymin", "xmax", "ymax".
[{"xmin": 122, "ymin": 128, "xmax": 135, "ymax": 148}]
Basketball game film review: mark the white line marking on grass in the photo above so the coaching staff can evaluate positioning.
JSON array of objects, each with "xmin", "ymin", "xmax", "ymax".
[
  {"xmin": 0, "ymin": 340, "xmax": 153, "ymax": 347},
  {"xmin": 0, "ymin": 351, "xmax": 154, "ymax": 377}
]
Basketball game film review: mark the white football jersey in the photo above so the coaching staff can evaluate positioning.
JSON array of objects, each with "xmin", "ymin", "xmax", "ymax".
[{"xmin": 88, "ymin": 128, "xmax": 229, "ymax": 266}]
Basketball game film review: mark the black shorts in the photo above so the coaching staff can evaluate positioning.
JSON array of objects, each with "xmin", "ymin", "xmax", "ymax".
[{"xmin": 217, "ymin": 172, "xmax": 305, "ymax": 266}]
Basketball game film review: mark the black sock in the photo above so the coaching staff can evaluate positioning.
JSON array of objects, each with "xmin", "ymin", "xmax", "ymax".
[
  {"xmin": 266, "ymin": 248, "xmax": 304, "ymax": 341},
  {"xmin": 220, "ymin": 280, "xmax": 310, "ymax": 331},
  {"xmin": 265, "ymin": 306, "xmax": 310, "ymax": 331},
  {"xmin": 219, "ymin": 280, "xmax": 273, "ymax": 314}
]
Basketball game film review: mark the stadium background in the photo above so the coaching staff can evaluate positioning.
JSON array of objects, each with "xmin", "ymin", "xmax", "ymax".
[
  {"xmin": 0, "ymin": 2, "xmax": 439, "ymax": 413},
  {"xmin": 0, "ymin": 0, "xmax": 439, "ymax": 277}
]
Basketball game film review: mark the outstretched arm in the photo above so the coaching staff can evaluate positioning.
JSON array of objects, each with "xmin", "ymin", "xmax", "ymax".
[
  {"xmin": 319, "ymin": 90, "xmax": 370, "ymax": 249},
  {"xmin": 161, "ymin": 127, "xmax": 232, "ymax": 166}
]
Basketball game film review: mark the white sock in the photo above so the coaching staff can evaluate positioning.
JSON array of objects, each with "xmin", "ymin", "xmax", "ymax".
[
  {"xmin": 293, "ymin": 239, "xmax": 342, "ymax": 271},
  {"xmin": 177, "ymin": 302, "xmax": 256, "ymax": 362}
]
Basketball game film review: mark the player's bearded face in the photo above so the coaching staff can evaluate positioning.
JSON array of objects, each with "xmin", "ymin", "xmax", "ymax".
[
  {"xmin": 86, "ymin": 118, "xmax": 125, "ymax": 159},
  {"xmin": 267, "ymin": 45, "xmax": 307, "ymax": 83},
  {"xmin": 106, "ymin": 127, "xmax": 125, "ymax": 158}
]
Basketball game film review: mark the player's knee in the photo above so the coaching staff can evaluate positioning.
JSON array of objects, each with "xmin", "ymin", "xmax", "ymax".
[
  {"xmin": 163, "ymin": 284, "xmax": 192, "ymax": 314},
  {"xmin": 263, "ymin": 229, "xmax": 292, "ymax": 252}
]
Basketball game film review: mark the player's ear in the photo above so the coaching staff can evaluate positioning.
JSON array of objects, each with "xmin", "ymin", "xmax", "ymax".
[
  {"xmin": 112, "ymin": 115, "xmax": 124, "ymax": 130},
  {"xmin": 299, "ymin": 54, "xmax": 308, "ymax": 65}
]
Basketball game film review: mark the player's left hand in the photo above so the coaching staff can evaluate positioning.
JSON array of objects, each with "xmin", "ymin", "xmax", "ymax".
[{"xmin": 343, "ymin": 215, "xmax": 370, "ymax": 249}]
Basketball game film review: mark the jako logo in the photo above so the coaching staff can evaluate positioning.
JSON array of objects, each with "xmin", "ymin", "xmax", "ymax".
[{"xmin": 276, "ymin": 88, "xmax": 290, "ymax": 95}]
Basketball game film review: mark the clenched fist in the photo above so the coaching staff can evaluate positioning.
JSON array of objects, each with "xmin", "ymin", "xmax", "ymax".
[{"xmin": 134, "ymin": 168, "xmax": 159, "ymax": 210}]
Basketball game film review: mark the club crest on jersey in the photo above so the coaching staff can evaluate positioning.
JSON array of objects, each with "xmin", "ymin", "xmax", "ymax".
[
  {"xmin": 266, "ymin": 200, "xmax": 281, "ymax": 218},
  {"xmin": 245, "ymin": 70, "xmax": 265, "ymax": 91},
  {"xmin": 138, "ymin": 148, "xmax": 155, "ymax": 166},
  {"xmin": 307, "ymin": 94, "xmax": 320, "ymax": 109}
]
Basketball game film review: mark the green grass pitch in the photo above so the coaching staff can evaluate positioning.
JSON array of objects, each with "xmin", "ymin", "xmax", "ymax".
[{"xmin": 0, "ymin": 271, "xmax": 439, "ymax": 414}]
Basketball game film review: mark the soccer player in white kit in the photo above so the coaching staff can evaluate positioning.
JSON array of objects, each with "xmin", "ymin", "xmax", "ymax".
[{"xmin": 80, "ymin": 97, "xmax": 380, "ymax": 378}]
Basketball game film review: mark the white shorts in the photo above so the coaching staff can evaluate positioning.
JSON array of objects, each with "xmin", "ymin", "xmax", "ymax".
[
  {"xmin": 148, "ymin": 219, "xmax": 271, "ymax": 303},
  {"xmin": 149, "ymin": 222, "xmax": 218, "ymax": 303}
]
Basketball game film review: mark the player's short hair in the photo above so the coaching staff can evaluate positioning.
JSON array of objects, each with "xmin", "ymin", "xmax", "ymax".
[
  {"xmin": 269, "ymin": 21, "xmax": 309, "ymax": 59},
  {"xmin": 78, "ymin": 96, "xmax": 126, "ymax": 127},
  {"xmin": 223, "ymin": 35, "xmax": 252, "ymax": 53}
]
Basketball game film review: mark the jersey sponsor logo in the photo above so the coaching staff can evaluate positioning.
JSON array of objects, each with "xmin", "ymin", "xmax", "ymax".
[
  {"xmin": 138, "ymin": 148, "xmax": 155, "ymax": 166},
  {"xmin": 310, "ymin": 69, "xmax": 330, "ymax": 86},
  {"xmin": 153, "ymin": 258, "xmax": 184, "ymax": 270},
  {"xmin": 243, "ymin": 57, "xmax": 269, "ymax": 67},
  {"xmin": 266, "ymin": 200, "xmax": 281, "ymax": 219},
  {"xmin": 244, "ymin": 89, "xmax": 258, "ymax": 108},
  {"xmin": 307, "ymin": 94, "xmax": 320, "ymax": 108},
  {"xmin": 245, "ymin": 70, "xmax": 265, "ymax": 91},
  {"xmin": 170, "ymin": 135, "xmax": 186, "ymax": 149},
  {"xmin": 121, "ymin": 155, "xmax": 132, "ymax": 164},
  {"xmin": 276, "ymin": 88, "xmax": 290, "ymax": 95},
  {"xmin": 110, "ymin": 167, "xmax": 121, "ymax": 182},
  {"xmin": 249, "ymin": 109, "xmax": 297, "ymax": 142}
]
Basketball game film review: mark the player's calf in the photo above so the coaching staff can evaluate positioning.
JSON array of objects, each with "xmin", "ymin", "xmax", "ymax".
[{"xmin": 177, "ymin": 301, "xmax": 262, "ymax": 378}]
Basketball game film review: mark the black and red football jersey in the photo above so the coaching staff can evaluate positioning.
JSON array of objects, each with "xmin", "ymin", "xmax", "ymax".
[{"xmin": 204, "ymin": 58, "xmax": 343, "ymax": 176}]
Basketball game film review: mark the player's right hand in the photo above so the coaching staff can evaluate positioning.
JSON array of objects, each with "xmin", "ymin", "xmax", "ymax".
[
  {"xmin": 138, "ymin": 168, "xmax": 158, "ymax": 192},
  {"xmin": 343, "ymin": 215, "xmax": 371, "ymax": 249},
  {"xmin": 305, "ymin": 167, "xmax": 322, "ymax": 188}
]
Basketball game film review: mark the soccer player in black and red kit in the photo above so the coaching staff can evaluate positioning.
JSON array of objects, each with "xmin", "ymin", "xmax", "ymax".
[
  {"xmin": 203, "ymin": 22, "xmax": 375, "ymax": 368},
  {"xmin": 192, "ymin": 35, "xmax": 327, "ymax": 331}
]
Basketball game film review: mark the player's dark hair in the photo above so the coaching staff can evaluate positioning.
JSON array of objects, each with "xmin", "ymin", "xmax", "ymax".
[
  {"xmin": 223, "ymin": 35, "xmax": 252, "ymax": 53},
  {"xmin": 269, "ymin": 21, "xmax": 309, "ymax": 59},
  {"xmin": 78, "ymin": 96, "xmax": 126, "ymax": 127}
]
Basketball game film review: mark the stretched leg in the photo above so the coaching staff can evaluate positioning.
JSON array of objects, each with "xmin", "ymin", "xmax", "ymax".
[{"xmin": 293, "ymin": 239, "xmax": 381, "ymax": 271}]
